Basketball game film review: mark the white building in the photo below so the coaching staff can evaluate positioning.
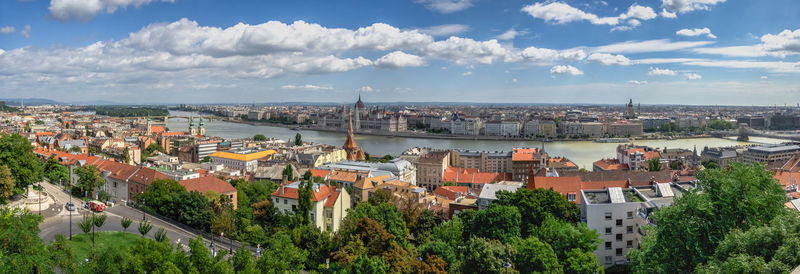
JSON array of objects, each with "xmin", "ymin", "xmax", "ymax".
[
  {"xmin": 485, "ymin": 121, "xmax": 521, "ymax": 137},
  {"xmin": 209, "ymin": 149, "xmax": 276, "ymax": 173},
  {"xmin": 271, "ymin": 182, "xmax": 351, "ymax": 232},
  {"xmin": 451, "ymin": 117, "xmax": 483, "ymax": 135}
]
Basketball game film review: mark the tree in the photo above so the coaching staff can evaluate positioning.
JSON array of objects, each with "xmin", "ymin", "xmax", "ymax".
[
  {"xmin": 188, "ymin": 236, "xmax": 214, "ymax": 273},
  {"xmin": 0, "ymin": 207, "xmax": 52, "ymax": 273},
  {"xmin": 93, "ymin": 213, "xmax": 107, "ymax": 231},
  {"xmin": 464, "ymin": 205, "xmax": 521, "ymax": 243},
  {"xmin": 562, "ymin": 248, "xmax": 604, "ymax": 274},
  {"xmin": 232, "ymin": 246, "xmax": 258, "ymax": 273},
  {"xmin": 153, "ymin": 228, "xmax": 168, "ymax": 242},
  {"xmin": 256, "ymin": 234, "xmax": 308, "ymax": 272},
  {"xmin": 142, "ymin": 143, "xmax": 165, "ymax": 158},
  {"xmin": 253, "ymin": 134, "xmax": 267, "ymax": 141},
  {"xmin": 494, "ymin": 188, "xmax": 580, "ymax": 236},
  {"xmin": 369, "ymin": 188, "xmax": 393, "ymax": 205},
  {"xmin": 629, "ymin": 163, "xmax": 787, "ymax": 273},
  {"xmin": 79, "ymin": 215, "xmax": 94, "ymax": 235},
  {"xmin": 122, "ymin": 147, "xmax": 131, "ymax": 164},
  {"xmin": 282, "ymin": 164, "xmax": 295, "ymax": 181},
  {"xmin": 121, "ymin": 217, "xmax": 133, "ymax": 231},
  {"xmin": 646, "ymin": 158, "xmax": 662, "ymax": 171},
  {"xmin": 343, "ymin": 203, "xmax": 409, "ymax": 241},
  {"xmin": 668, "ymin": 160, "xmax": 683, "ymax": 170},
  {"xmin": 512, "ymin": 237, "xmax": 562, "ymax": 273},
  {"xmin": 702, "ymin": 160, "xmax": 719, "ymax": 169},
  {"xmin": 296, "ymin": 179, "xmax": 313, "ymax": 225},
  {"xmin": 333, "ymin": 217, "xmax": 396, "ymax": 265},
  {"xmin": 74, "ymin": 165, "xmax": 105, "ymax": 198},
  {"xmin": 294, "ymin": 133, "xmax": 303, "ymax": 146},
  {"xmin": 0, "ymin": 165, "xmax": 14, "ymax": 203},
  {"xmin": 530, "ymin": 217, "xmax": 600, "ymax": 260},
  {"xmin": 351, "ymin": 256, "xmax": 390, "ymax": 273},
  {"xmin": 138, "ymin": 220, "xmax": 153, "ymax": 237},
  {"xmin": 461, "ymin": 237, "xmax": 514, "ymax": 274},
  {"xmin": 0, "ymin": 134, "xmax": 43, "ymax": 195},
  {"xmin": 411, "ymin": 209, "xmax": 439, "ymax": 243},
  {"xmin": 43, "ymin": 156, "xmax": 68, "ymax": 184}
]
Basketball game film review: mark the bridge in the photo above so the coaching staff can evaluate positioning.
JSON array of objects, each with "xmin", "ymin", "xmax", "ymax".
[{"xmin": 735, "ymin": 124, "xmax": 800, "ymax": 141}]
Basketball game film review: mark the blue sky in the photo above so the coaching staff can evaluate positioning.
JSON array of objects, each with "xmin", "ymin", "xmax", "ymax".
[{"xmin": 1, "ymin": 0, "xmax": 799, "ymax": 105}]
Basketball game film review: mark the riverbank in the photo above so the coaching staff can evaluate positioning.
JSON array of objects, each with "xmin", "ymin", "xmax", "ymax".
[{"xmin": 223, "ymin": 118, "xmax": 721, "ymax": 142}]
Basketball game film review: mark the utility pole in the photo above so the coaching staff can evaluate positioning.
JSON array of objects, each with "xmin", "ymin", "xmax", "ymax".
[
  {"xmin": 141, "ymin": 198, "xmax": 146, "ymax": 221},
  {"xmin": 67, "ymin": 180, "xmax": 72, "ymax": 240},
  {"xmin": 38, "ymin": 183, "xmax": 42, "ymax": 216}
]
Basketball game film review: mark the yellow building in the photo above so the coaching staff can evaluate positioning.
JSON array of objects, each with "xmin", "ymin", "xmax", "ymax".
[
  {"xmin": 313, "ymin": 149, "xmax": 348, "ymax": 167},
  {"xmin": 210, "ymin": 149, "xmax": 276, "ymax": 172}
]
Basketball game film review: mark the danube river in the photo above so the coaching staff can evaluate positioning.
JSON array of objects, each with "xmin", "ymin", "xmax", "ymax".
[{"xmin": 167, "ymin": 111, "xmax": 788, "ymax": 169}]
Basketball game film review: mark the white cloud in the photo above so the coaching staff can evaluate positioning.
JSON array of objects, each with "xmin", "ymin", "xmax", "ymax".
[
  {"xmin": 676, "ymin": 27, "xmax": 717, "ymax": 39},
  {"xmin": 521, "ymin": 2, "xmax": 619, "ymax": 25},
  {"xmin": 692, "ymin": 46, "xmax": 765, "ymax": 57},
  {"xmin": 418, "ymin": 24, "xmax": 470, "ymax": 36},
  {"xmin": 648, "ymin": 67, "xmax": 677, "ymax": 76},
  {"xmin": 682, "ymin": 60, "xmax": 800, "ymax": 73},
  {"xmin": 587, "ymin": 53, "xmax": 632, "ymax": 65},
  {"xmin": 496, "ymin": 28, "xmax": 526, "ymax": 41},
  {"xmin": 760, "ymin": 76, "xmax": 768, "ymax": 80},
  {"xmin": 49, "ymin": 0, "xmax": 175, "ymax": 22},
  {"xmin": 515, "ymin": 47, "xmax": 586, "ymax": 63},
  {"xmin": 619, "ymin": 4, "xmax": 657, "ymax": 21},
  {"xmin": 20, "ymin": 25, "xmax": 30, "ymax": 38},
  {"xmin": 691, "ymin": 28, "xmax": 800, "ymax": 58},
  {"xmin": 511, "ymin": 78, "xmax": 518, "ymax": 83},
  {"xmin": 684, "ymin": 73, "xmax": 702, "ymax": 80},
  {"xmin": 660, "ymin": 9, "xmax": 677, "ymax": 18},
  {"xmin": 661, "ymin": 0, "xmax": 726, "ymax": 14},
  {"xmin": 422, "ymin": 37, "xmax": 510, "ymax": 64},
  {"xmin": 416, "ymin": 0, "xmax": 473, "ymax": 14},
  {"xmin": 550, "ymin": 65, "xmax": 584, "ymax": 75},
  {"xmin": 357, "ymin": 86, "xmax": 374, "ymax": 92},
  {"xmin": 462, "ymin": 71, "xmax": 473, "ymax": 76},
  {"xmin": 634, "ymin": 58, "xmax": 708, "ymax": 64},
  {"xmin": 591, "ymin": 39, "xmax": 714, "ymax": 54},
  {"xmin": 627, "ymin": 80, "xmax": 648, "ymax": 85},
  {"xmin": 0, "ymin": 26, "xmax": 15, "ymax": 33},
  {"xmin": 375, "ymin": 51, "xmax": 426, "ymax": 68},
  {"xmin": 280, "ymin": 84, "xmax": 333, "ymax": 91}
]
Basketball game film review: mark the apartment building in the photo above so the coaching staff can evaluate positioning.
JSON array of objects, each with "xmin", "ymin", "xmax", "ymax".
[
  {"xmin": 741, "ymin": 144, "xmax": 800, "ymax": 165},
  {"xmin": 272, "ymin": 182, "xmax": 350, "ymax": 232}
]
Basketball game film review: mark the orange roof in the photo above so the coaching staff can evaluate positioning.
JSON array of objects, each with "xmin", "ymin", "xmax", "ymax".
[
  {"xmin": 433, "ymin": 186, "xmax": 470, "ymax": 200},
  {"xmin": 644, "ymin": 151, "xmax": 661, "ymax": 160},
  {"xmin": 272, "ymin": 183, "xmax": 338, "ymax": 202},
  {"xmin": 442, "ymin": 167, "xmax": 512, "ymax": 185},
  {"xmin": 774, "ymin": 171, "xmax": 800, "ymax": 188},
  {"xmin": 179, "ymin": 176, "xmax": 236, "ymax": 195},
  {"xmin": 150, "ymin": 126, "xmax": 165, "ymax": 134},
  {"xmin": 34, "ymin": 132, "xmax": 55, "ymax": 136},
  {"xmin": 309, "ymin": 169, "xmax": 331, "ymax": 178},
  {"xmin": 328, "ymin": 170, "xmax": 361, "ymax": 183},
  {"xmin": 549, "ymin": 157, "xmax": 577, "ymax": 168},
  {"xmin": 210, "ymin": 150, "xmax": 276, "ymax": 161},
  {"xmin": 160, "ymin": 131, "xmax": 188, "ymax": 137},
  {"xmin": 593, "ymin": 159, "xmax": 629, "ymax": 171},
  {"xmin": 512, "ymin": 148, "xmax": 542, "ymax": 161},
  {"xmin": 325, "ymin": 191, "xmax": 340, "ymax": 207},
  {"xmin": 528, "ymin": 176, "xmax": 628, "ymax": 204}
]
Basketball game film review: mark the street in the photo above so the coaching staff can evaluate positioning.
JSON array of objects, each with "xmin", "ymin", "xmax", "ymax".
[{"xmin": 36, "ymin": 182, "xmax": 242, "ymax": 254}]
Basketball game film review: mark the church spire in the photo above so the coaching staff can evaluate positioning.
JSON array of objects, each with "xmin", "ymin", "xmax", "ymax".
[{"xmin": 343, "ymin": 110, "xmax": 365, "ymax": 161}]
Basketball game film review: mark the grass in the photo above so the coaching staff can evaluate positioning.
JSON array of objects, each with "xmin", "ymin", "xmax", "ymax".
[{"xmin": 66, "ymin": 231, "xmax": 143, "ymax": 260}]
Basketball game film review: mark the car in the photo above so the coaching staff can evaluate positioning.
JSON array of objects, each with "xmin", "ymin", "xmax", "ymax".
[{"xmin": 65, "ymin": 202, "xmax": 76, "ymax": 211}]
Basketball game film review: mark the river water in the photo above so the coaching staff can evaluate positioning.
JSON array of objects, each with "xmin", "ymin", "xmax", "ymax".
[{"xmin": 166, "ymin": 111, "xmax": 788, "ymax": 169}]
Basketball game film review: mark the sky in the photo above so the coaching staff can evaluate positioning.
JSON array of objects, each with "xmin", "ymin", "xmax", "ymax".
[{"xmin": 0, "ymin": 0, "xmax": 799, "ymax": 105}]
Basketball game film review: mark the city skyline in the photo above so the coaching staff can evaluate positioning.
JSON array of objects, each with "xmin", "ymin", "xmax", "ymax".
[{"xmin": 1, "ymin": 0, "xmax": 799, "ymax": 105}]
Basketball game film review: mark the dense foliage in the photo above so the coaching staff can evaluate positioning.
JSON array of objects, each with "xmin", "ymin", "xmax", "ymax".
[
  {"xmin": 93, "ymin": 106, "xmax": 169, "ymax": 117},
  {"xmin": 136, "ymin": 179, "xmax": 215, "ymax": 231},
  {"xmin": 629, "ymin": 163, "xmax": 791, "ymax": 273},
  {"xmin": 0, "ymin": 134, "xmax": 43, "ymax": 199}
]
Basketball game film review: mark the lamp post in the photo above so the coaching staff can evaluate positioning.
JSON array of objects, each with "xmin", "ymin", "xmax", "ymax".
[
  {"xmin": 141, "ymin": 198, "xmax": 146, "ymax": 221},
  {"xmin": 38, "ymin": 183, "xmax": 42, "ymax": 216},
  {"xmin": 67, "ymin": 180, "xmax": 72, "ymax": 240}
]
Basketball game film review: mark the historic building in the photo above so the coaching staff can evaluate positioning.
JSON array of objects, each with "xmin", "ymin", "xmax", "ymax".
[
  {"xmin": 320, "ymin": 96, "xmax": 407, "ymax": 132},
  {"xmin": 343, "ymin": 112, "xmax": 366, "ymax": 161}
]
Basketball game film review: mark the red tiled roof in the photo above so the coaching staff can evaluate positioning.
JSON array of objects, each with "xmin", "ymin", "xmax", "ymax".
[
  {"xmin": 528, "ymin": 176, "xmax": 628, "ymax": 204},
  {"xmin": 325, "ymin": 191, "xmax": 340, "ymax": 207},
  {"xmin": 775, "ymin": 171, "xmax": 800, "ymax": 188},
  {"xmin": 433, "ymin": 186, "xmax": 469, "ymax": 200},
  {"xmin": 442, "ymin": 167, "xmax": 512, "ymax": 185},
  {"xmin": 593, "ymin": 159, "xmax": 629, "ymax": 171},
  {"xmin": 310, "ymin": 169, "xmax": 331, "ymax": 178},
  {"xmin": 160, "ymin": 131, "xmax": 188, "ymax": 137},
  {"xmin": 644, "ymin": 151, "xmax": 661, "ymax": 160},
  {"xmin": 179, "ymin": 176, "xmax": 236, "ymax": 195},
  {"xmin": 129, "ymin": 168, "xmax": 170, "ymax": 186},
  {"xmin": 512, "ymin": 148, "xmax": 542, "ymax": 161},
  {"xmin": 272, "ymin": 183, "xmax": 338, "ymax": 202},
  {"xmin": 150, "ymin": 126, "xmax": 165, "ymax": 134}
]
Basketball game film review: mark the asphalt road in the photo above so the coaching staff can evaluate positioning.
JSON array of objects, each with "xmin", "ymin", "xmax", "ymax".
[{"xmin": 37, "ymin": 182, "xmax": 238, "ymax": 254}]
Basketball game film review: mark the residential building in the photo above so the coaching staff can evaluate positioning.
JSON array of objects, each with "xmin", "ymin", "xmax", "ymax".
[
  {"xmin": 452, "ymin": 150, "xmax": 513, "ymax": 173},
  {"xmin": 209, "ymin": 149, "xmax": 277, "ymax": 172},
  {"xmin": 511, "ymin": 148, "xmax": 547, "ymax": 182},
  {"xmin": 316, "ymin": 159, "xmax": 416, "ymax": 185},
  {"xmin": 415, "ymin": 150, "xmax": 452, "ymax": 191},
  {"xmin": 477, "ymin": 182, "xmax": 523, "ymax": 210},
  {"xmin": 484, "ymin": 120, "xmax": 521, "ymax": 136},
  {"xmin": 581, "ymin": 187, "xmax": 647, "ymax": 266},
  {"xmin": 271, "ymin": 182, "xmax": 350, "ymax": 232},
  {"xmin": 607, "ymin": 122, "xmax": 644, "ymax": 137},
  {"xmin": 741, "ymin": 144, "xmax": 800, "ymax": 165},
  {"xmin": 450, "ymin": 116, "xmax": 482, "ymax": 135},
  {"xmin": 179, "ymin": 176, "xmax": 238, "ymax": 210}
]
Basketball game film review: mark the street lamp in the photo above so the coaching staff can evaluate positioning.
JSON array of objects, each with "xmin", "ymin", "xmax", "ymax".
[
  {"xmin": 38, "ymin": 183, "xmax": 42, "ymax": 216},
  {"xmin": 141, "ymin": 198, "xmax": 146, "ymax": 221},
  {"xmin": 66, "ymin": 180, "xmax": 72, "ymax": 240}
]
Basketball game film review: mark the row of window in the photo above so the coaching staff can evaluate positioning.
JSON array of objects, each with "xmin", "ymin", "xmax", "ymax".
[{"xmin": 604, "ymin": 211, "xmax": 635, "ymax": 220}]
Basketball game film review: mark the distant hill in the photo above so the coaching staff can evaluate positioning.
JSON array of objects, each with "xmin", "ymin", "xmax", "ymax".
[{"xmin": 0, "ymin": 98, "xmax": 61, "ymax": 106}]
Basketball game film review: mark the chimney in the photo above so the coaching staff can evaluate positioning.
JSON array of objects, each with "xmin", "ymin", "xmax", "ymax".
[
  {"xmin": 650, "ymin": 176, "xmax": 657, "ymax": 185},
  {"xmin": 626, "ymin": 178, "xmax": 633, "ymax": 188},
  {"xmin": 282, "ymin": 175, "xmax": 289, "ymax": 185}
]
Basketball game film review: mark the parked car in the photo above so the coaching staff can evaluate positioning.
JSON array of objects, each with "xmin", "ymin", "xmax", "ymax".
[{"xmin": 65, "ymin": 202, "xmax": 76, "ymax": 211}]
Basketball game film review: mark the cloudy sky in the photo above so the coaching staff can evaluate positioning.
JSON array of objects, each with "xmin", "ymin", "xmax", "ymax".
[{"xmin": 1, "ymin": 0, "xmax": 799, "ymax": 105}]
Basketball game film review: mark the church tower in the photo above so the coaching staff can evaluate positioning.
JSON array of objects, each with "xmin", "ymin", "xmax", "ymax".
[
  {"xmin": 198, "ymin": 117, "xmax": 206, "ymax": 136},
  {"xmin": 624, "ymin": 99, "xmax": 637, "ymax": 119},
  {"xmin": 343, "ymin": 111, "xmax": 366, "ymax": 161},
  {"xmin": 145, "ymin": 116, "xmax": 152, "ymax": 135},
  {"xmin": 189, "ymin": 116, "xmax": 197, "ymax": 135},
  {"xmin": 354, "ymin": 94, "xmax": 365, "ymax": 130}
]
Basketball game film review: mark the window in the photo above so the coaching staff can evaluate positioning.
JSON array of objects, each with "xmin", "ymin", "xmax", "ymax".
[
  {"xmin": 605, "ymin": 212, "xmax": 612, "ymax": 220},
  {"xmin": 616, "ymin": 248, "xmax": 623, "ymax": 256},
  {"xmin": 627, "ymin": 211, "xmax": 634, "ymax": 219},
  {"xmin": 283, "ymin": 199, "xmax": 287, "ymax": 204},
  {"xmin": 605, "ymin": 227, "xmax": 612, "ymax": 235},
  {"xmin": 567, "ymin": 193, "xmax": 576, "ymax": 201},
  {"xmin": 605, "ymin": 256, "xmax": 613, "ymax": 265},
  {"xmin": 616, "ymin": 219, "xmax": 623, "ymax": 227},
  {"xmin": 605, "ymin": 242, "xmax": 612, "ymax": 250},
  {"xmin": 627, "ymin": 240, "xmax": 633, "ymax": 248},
  {"xmin": 616, "ymin": 234, "xmax": 623, "ymax": 241},
  {"xmin": 291, "ymin": 205, "xmax": 296, "ymax": 211},
  {"xmin": 626, "ymin": 226, "xmax": 634, "ymax": 234}
]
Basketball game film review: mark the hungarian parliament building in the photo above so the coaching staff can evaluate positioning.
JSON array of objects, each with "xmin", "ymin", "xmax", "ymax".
[{"xmin": 318, "ymin": 96, "xmax": 407, "ymax": 133}]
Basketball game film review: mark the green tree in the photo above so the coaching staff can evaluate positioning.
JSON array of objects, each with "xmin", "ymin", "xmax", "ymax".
[
  {"xmin": 702, "ymin": 160, "xmax": 719, "ymax": 169},
  {"xmin": 646, "ymin": 158, "xmax": 662, "ymax": 171},
  {"xmin": 43, "ymin": 156, "xmax": 69, "ymax": 184},
  {"xmin": 122, "ymin": 146, "xmax": 131, "ymax": 163},
  {"xmin": 294, "ymin": 133, "xmax": 303, "ymax": 146},
  {"xmin": 282, "ymin": 164, "xmax": 295, "ymax": 181},
  {"xmin": 563, "ymin": 248, "xmax": 604, "ymax": 274},
  {"xmin": 668, "ymin": 160, "xmax": 683, "ymax": 170},
  {"xmin": 74, "ymin": 165, "xmax": 105, "ymax": 198},
  {"xmin": 138, "ymin": 220, "xmax": 153, "ymax": 237},
  {"xmin": 188, "ymin": 236, "xmax": 215, "ymax": 273},
  {"xmin": 232, "ymin": 246, "xmax": 258, "ymax": 273},
  {"xmin": 411, "ymin": 209, "xmax": 439, "ymax": 244},
  {"xmin": 0, "ymin": 207, "xmax": 52, "ymax": 273},
  {"xmin": 512, "ymin": 237, "xmax": 562, "ymax": 273},
  {"xmin": 464, "ymin": 205, "xmax": 521, "ymax": 243},
  {"xmin": 351, "ymin": 255, "xmax": 390, "ymax": 274},
  {"xmin": 296, "ymin": 179, "xmax": 313, "ymax": 225},
  {"xmin": 462, "ymin": 237, "xmax": 514, "ymax": 274},
  {"xmin": 369, "ymin": 189, "xmax": 393, "ymax": 205},
  {"xmin": 121, "ymin": 216, "xmax": 133, "ymax": 231},
  {"xmin": 79, "ymin": 215, "xmax": 94, "ymax": 235},
  {"xmin": 153, "ymin": 228, "xmax": 168, "ymax": 242},
  {"xmin": 343, "ymin": 203, "xmax": 409, "ymax": 241},
  {"xmin": 530, "ymin": 217, "xmax": 600, "ymax": 260},
  {"xmin": 93, "ymin": 213, "xmax": 107, "ymax": 231},
  {"xmin": 142, "ymin": 143, "xmax": 165, "ymax": 158},
  {"xmin": 0, "ymin": 165, "xmax": 14, "ymax": 203},
  {"xmin": 256, "ymin": 234, "xmax": 308, "ymax": 272},
  {"xmin": 0, "ymin": 134, "xmax": 43, "ymax": 195},
  {"xmin": 629, "ymin": 163, "xmax": 787, "ymax": 273},
  {"xmin": 494, "ymin": 188, "xmax": 580, "ymax": 236},
  {"xmin": 333, "ymin": 217, "xmax": 396, "ymax": 265},
  {"xmin": 253, "ymin": 134, "xmax": 267, "ymax": 141}
]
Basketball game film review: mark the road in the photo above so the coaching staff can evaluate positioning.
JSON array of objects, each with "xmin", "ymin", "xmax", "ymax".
[{"xmin": 37, "ymin": 182, "xmax": 241, "ymax": 254}]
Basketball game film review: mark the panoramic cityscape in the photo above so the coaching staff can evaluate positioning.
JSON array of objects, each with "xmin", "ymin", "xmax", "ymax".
[{"xmin": 2, "ymin": 0, "xmax": 800, "ymax": 273}]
